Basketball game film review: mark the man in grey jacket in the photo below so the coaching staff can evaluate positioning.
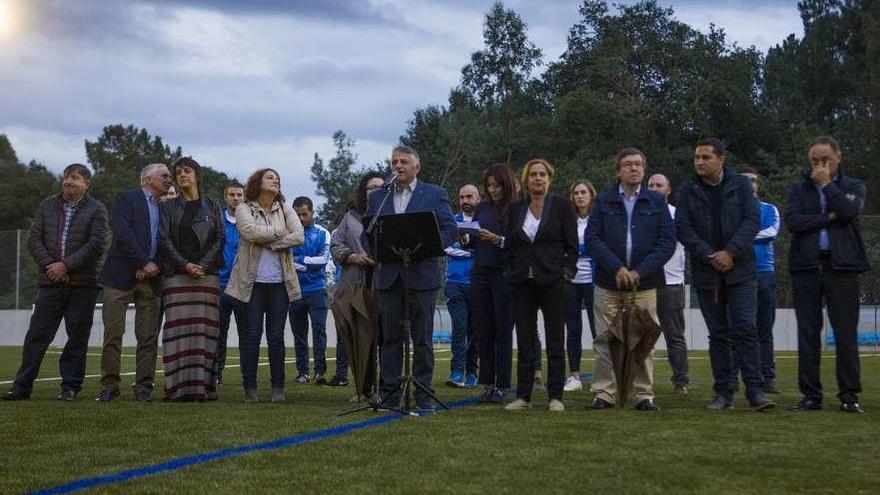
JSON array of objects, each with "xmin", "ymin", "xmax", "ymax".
[{"xmin": 2, "ymin": 163, "xmax": 108, "ymax": 401}]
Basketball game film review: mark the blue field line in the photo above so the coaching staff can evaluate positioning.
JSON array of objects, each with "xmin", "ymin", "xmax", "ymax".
[{"xmin": 25, "ymin": 397, "xmax": 481, "ymax": 495}]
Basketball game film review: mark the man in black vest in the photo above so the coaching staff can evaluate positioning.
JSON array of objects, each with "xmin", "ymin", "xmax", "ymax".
[{"xmin": 786, "ymin": 136, "xmax": 869, "ymax": 414}]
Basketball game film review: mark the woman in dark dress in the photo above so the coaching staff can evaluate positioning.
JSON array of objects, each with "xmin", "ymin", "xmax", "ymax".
[{"xmin": 158, "ymin": 157, "xmax": 225, "ymax": 401}]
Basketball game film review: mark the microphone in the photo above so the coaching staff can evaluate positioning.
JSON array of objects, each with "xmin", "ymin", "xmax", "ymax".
[{"xmin": 383, "ymin": 172, "xmax": 400, "ymax": 190}]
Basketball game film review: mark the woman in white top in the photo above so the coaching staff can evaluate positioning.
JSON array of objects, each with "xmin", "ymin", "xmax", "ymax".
[
  {"xmin": 226, "ymin": 168, "xmax": 303, "ymax": 403},
  {"xmin": 562, "ymin": 179, "xmax": 598, "ymax": 393},
  {"xmin": 502, "ymin": 159, "xmax": 578, "ymax": 412}
]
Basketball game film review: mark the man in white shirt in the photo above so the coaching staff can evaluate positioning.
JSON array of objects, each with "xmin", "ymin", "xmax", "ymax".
[{"xmin": 648, "ymin": 174, "xmax": 690, "ymax": 394}]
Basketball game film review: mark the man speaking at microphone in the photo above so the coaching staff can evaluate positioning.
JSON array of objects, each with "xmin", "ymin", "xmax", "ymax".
[{"xmin": 366, "ymin": 145, "xmax": 458, "ymax": 411}]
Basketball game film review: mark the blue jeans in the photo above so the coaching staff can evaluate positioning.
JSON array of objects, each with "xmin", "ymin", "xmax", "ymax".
[
  {"xmin": 289, "ymin": 290, "xmax": 328, "ymax": 377},
  {"xmin": 241, "ymin": 283, "xmax": 289, "ymax": 389},
  {"xmin": 564, "ymin": 282, "xmax": 595, "ymax": 373},
  {"xmin": 756, "ymin": 271, "xmax": 777, "ymax": 381},
  {"xmin": 13, "ymin": 285, "xmax": 98, "ymax": 394},
  {"xmin": 444, "ymin": 283, "xmax": 478, "ymax": 375},
  {"xmin": 217, "ymin": 293, "xmax": 248, "ymax": 382},
  {"xmin": 697, "ymin": 279, "xmax": 764, "ymax": 400}
]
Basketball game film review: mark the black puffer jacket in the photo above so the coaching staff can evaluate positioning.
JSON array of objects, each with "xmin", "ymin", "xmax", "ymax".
[
  {"xmin": 157, "ymin": 194, "xmax": 225, "ymax": 276},
  {"xmin": 27, "ymin": 194, "xmax": 109, "ymax": 287}
]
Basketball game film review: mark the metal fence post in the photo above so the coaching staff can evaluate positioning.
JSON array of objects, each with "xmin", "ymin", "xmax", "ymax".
[{"xmin": 15, "ymin": 228, "xmax": 21, "ymax": 310}]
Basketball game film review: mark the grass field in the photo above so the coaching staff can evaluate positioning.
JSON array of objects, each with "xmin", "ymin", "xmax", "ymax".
[{"xmin": 2, "ymin": 345, "xmax": 879, "ymax": 495}]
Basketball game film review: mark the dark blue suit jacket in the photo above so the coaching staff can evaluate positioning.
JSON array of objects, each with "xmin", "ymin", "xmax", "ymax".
[
  {"xmin": 99, "ymin": 189, "xmax": 161, "ymax": 295},
  {"xmin": 366, "ymin": 180, "xmax": 458, "ymax": 291},
  {"xmin": 587, "ymin": 185, "xmax": 675, "ymax": 291}
]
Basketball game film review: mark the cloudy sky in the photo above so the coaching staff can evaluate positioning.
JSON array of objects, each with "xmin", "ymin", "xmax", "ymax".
[{"xmin": 0, "ymin": 0, "xmax": 802, "ymax": 200}]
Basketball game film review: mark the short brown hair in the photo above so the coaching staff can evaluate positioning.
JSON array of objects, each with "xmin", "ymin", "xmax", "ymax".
[
  {"xmin": 244, "ymin": 168, "xmax": 285, "ymax": 203},
  {"xmin": 63, "ymin": 163, "xmax": 91, "ymax": 181},
  {"xmin": 521, "ymin": 159, "xmax": 555, "ymax": 194},
  {"xmin": 225, "ymin": 181, "xmax": 245, "ymax": 194},
  {"xmin": 615, "ymin": 148, "xmax": 646, "ymax": 169},
  {"xmin": 173, "ymin": 156, "xmax": 201, "ymax": 182},
  {"xmin": 808, "ymin": 135, "xmax": 841, "ymax": 154}
]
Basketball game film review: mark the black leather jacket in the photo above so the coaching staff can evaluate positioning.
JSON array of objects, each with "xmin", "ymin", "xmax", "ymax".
[{"xmin": 158, "ymin": 195, "xmax": 225, "ymax": 276}]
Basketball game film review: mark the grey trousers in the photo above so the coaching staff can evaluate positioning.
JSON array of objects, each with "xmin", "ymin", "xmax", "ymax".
[{"xmin": 657, "ymin": 284, "xmax": 689, "ymax": 385}]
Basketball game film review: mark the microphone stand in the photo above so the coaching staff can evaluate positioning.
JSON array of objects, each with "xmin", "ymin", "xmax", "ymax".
[{"xmin": 339, "ymin": 179, "xmax": 413, "ymax": 416}]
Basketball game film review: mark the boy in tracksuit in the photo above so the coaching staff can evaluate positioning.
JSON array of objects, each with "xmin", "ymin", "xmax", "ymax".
[{"xmin": 290, "ymin": 197, "xmax": 334, "ymax": 385}]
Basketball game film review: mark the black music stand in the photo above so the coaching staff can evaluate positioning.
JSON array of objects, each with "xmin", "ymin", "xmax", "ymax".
[{"xmin": 338, "ymin": 210, "xmax": 448, "ymax": 416}]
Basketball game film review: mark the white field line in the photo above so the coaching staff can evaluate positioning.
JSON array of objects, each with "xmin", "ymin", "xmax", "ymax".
[{"xmin": 4, "ymin": 350, "xmax": 877, "ymax": 386}]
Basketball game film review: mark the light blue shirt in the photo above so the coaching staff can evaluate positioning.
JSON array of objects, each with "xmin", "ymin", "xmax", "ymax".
[
  {"xmin": 619, "ymin": 184, "xmax": 640, "ymax": 266},
  {"xmin": 142, "ymin": 188, "xmax": 159, "ymax": 260},
  {"xmin": 814, "ymin": 176, "xmax": 837, "ymax": 251}
]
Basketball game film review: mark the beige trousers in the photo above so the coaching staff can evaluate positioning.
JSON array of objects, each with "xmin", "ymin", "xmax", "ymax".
[
  {"xmin": 591, "ymin": 286, "xmax": 658, "ymax": 404},
  {"xmin": 100, "ymin": 281, "xmax": 161, "ymax": 393}
]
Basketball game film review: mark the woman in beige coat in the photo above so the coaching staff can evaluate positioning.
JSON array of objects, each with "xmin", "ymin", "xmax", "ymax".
[{"xmin": 226, "ymin": 168, "xmax": 303, "ymax": 403}]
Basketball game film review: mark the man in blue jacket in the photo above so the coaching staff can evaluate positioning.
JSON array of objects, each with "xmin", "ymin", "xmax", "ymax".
[
  {"xmin": 741, "ymin": 167, "xmax": 781, "ymax": 394},
  {"xmin": 586, "ymin": 148, "xmax": 675, "ymax": 411},
  {"xmin": 290, "ymin": 196, "xmax": 334, "ymax": 385},
  {"xmin": 96, "ymin": 163, "xmax": 173, "ymax": 402},
  {"xmin": 216, "ymin": 181, "xmax": 246, "ymax": 386},
  {"xmin": 366, "ymin": 145, "xmax": 458, "ymax": 411},
  {"xmin": 676, "ymin": 138, "xmax": 775, "ymax": 412},
  {"xmin": 786, "ymin": 136, "xmax": 869, "ymax": 414},
  {"xmin": 445, "ymin": 184, "xmax": 480, "ymax": 388}
]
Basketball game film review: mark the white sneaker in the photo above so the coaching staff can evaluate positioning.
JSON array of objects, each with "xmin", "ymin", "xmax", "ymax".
[
  {"xmin": 549, "ymin": 399, "xmax": 565, "ymax": 412},
  {"xmin": 504, "ymin": 398, "xmax": 531, "ymax": 410},
  {"xmin": 563, "ymin": 375, "xmax": 583, "ymax": 392}
]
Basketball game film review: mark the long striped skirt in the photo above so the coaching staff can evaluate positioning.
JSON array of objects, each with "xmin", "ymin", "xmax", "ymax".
[{"xmin": 162, "ymin": 274, "xmax": 220, "ymax": 401}]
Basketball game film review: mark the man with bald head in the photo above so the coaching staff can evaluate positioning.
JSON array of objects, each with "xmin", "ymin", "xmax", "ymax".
[
  {"xmin": 444, "ymin": 184, "xmax": 480, "ymax": 388},
  {"xmin": 647, "ymin": 173, "xmax": 690, "ymax": 394}
]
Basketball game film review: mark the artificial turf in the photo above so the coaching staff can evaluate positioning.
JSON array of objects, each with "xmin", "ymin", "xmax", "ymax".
[{"xmin": 1, "ymin": 346, "xmax": 878, "ymax": 494}]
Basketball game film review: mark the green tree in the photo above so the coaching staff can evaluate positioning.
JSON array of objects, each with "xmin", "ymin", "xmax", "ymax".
[
  {"xmin": 85, "ymin": 124, "xmax": 183, "ymax": 207},
  {"xmin": 84, "ymin": 124, "xmax": 234, "ymax": 207},
  {"xmin": 311, "ymin": 130, "xmax": 384, "ymax": 228},
  {"xmin": 460, "ymin": 1, "xmax": 543, "ymax": 164}
]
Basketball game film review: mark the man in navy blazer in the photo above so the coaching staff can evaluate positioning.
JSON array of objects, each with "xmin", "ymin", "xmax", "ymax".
[
  {"xmin": 586, "ymin": 148, "xmax": 674, "ymax": 412},
  {"xmin": 366, "ymin": 145, "xmax": 457, "ymax": 410},
  {"xmin": 96, "ymin": 163, "xmax": 173, "ymax": 402}
]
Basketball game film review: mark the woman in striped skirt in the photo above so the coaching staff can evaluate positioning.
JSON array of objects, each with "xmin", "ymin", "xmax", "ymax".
[{"xmin": 158, "ymin": 157, "xmax": 226, "ymax": 401}]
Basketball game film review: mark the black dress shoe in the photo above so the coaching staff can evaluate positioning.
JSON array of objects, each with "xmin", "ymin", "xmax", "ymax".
[
  {"xmin": 789, "ymin": 398, "xmax": 823, "ymax": 412},
  {"xmin": 135, "ymin": 390, "xmax": 152, "ymax": 402},
  {"xmin": 95, "ymin": 388, "xmax": 120, "ymax": 402},
  {"xmin": 706, "ymin": 396, "xmax": 734, "ymax": 411},
  {"xmin": 327, "ymin": 375, "xmax": 350, "ymax": 387},
  {"xmin": 840, "ymin": 402, "xmax": 865, "ymax": 414},
  {"xmin": 2, "ymin": 389, "xmax": 30, "ymax": 401},
  {"xmin": 588, "ymin": 398, "xmax": 614, "ymax": 410},
  {"xmin": 634, "ymin": 399, "xmax": 660, "ymax": 412},
  {"xmin": 56, "ymin": 389, "xmax": 78, "ymax": 401},
  {"xmin": 748, "ymin": 393, "xmax": 776, "ymax": 412}
]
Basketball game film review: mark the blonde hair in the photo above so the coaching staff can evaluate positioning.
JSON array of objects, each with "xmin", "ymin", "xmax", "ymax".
[{"xmin": 521, "ymin": 159, "xmax": 555, "ymax": 195}]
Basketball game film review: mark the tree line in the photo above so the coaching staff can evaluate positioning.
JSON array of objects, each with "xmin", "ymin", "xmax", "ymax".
[{"xmin": 316, "ymin": 0, "xmax": 879, "ymax": 228}]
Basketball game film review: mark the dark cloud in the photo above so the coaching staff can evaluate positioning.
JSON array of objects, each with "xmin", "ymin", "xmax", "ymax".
[{"xmin": 148, "ymin": 0, "xmax": 397, "ymax": 25}]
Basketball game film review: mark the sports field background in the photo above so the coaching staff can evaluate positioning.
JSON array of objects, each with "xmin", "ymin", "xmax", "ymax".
[{"xmin": 2, "ymin": 346, "xmax": 879, "ymax": 494}]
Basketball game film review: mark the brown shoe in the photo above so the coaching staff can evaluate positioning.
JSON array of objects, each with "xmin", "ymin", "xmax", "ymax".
[{"xmin": 673, "ymin": 383, "xmax": 689, "ymax": 395}]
